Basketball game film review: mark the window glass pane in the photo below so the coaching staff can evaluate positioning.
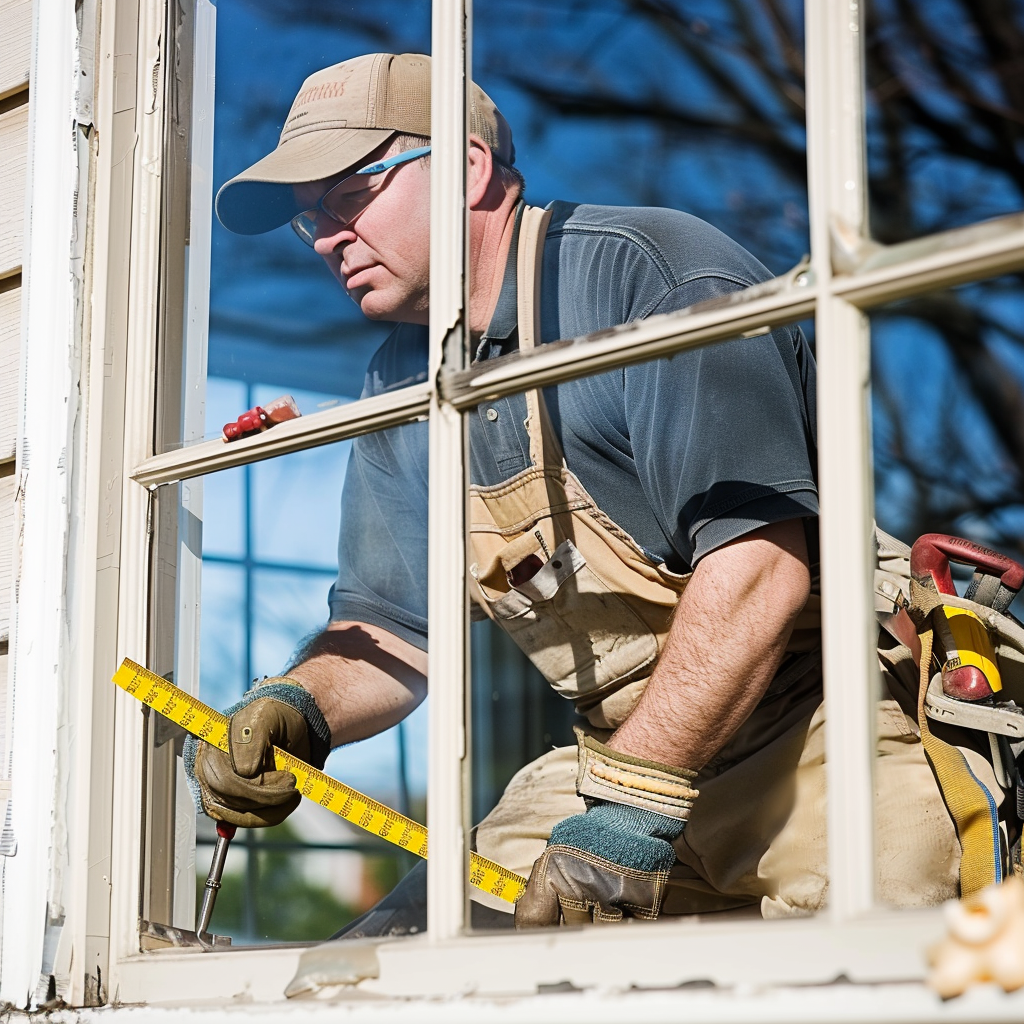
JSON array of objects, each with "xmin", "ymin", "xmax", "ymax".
[
  {"xmin": 866, "ymin": 2, "xmax": 1024, "ymax": 243},
  {"xmin": 873, "ymin": 276, "xmax": 1024, "ymax": 561},
  {"xmin": 870, "ymin": 275, "xmax": 1024, "ymax": 906},
  {"xmin": 470, "ymin": 619, "xmax": 576, "ymax": 827},
  {"xmin": 194, "ymin": 818, "xmax": 415, "ymax": 944},
  {"xmin": 198, "ymin": 561, "xmax": 247, "ymax": 713},
  {"xmin": 463, "ymin": 326, "xmax": 826, "ymax": 931},
  {"xmin": 147, "ymin": 6, "xmax": 456, "ymax": 944},
  {"xmin": 201, "ymin": 382, "xmax": 247, "ymax": 559},
  {"xmin": 157, "ymin": 0, "xmax": 432, "ymax": 453},
  {"xmin": 473, "ymin": 0, "xmax": 808, "ymax": 286},
  {"xmin": 450, "ymin": 9, "xmax": 829, "ymax": 931},
  {"xmin": 145, "ymin": 428, "xmax": 429, "ymax": 945},
  {"xmin": 247, "ymin": 438, "xmax": 348, "ymax": 568}
]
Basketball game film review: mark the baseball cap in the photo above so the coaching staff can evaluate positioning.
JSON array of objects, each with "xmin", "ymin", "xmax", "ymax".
[{"xmin": 215, "ymin": 52, "xmax": 515, "ymax": 235}]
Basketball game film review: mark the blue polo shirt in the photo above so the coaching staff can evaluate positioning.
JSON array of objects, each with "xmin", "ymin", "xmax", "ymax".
[{"xmin": 328, "ymin": 201, "xmax": 818, "ymax": 650}]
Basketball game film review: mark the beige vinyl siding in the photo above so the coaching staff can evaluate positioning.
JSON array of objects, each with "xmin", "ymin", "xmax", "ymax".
[
  {"xmin": 0, "ymin": 103, "xmax": 28, "ymax": 281},
  {"xmin": 0, "ymin": 0, "xmax": 31, "ymax": 101},
  {"xmin": 0, "ymin": 473, "xmax": 13, "ymax": 638},
  {"xmin": 0, "ymin": 285, "xmax": 18, "ymax": 462}
]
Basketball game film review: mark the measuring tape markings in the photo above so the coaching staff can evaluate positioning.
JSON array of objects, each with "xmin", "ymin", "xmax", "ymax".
[
  {"xmin": 273, "ymin": 750, "xmax": 429, "ymax": 859},
  {"xmin": 113, "ymin": 658, "xmax": 525, "ymax": 904}
]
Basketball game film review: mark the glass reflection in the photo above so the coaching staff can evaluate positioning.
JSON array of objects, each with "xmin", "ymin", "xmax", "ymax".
[
  {"xmin": 866, "ymin": 0, "xmax": 1024, "ymax": 240},
  {"xmin": 474, "ymin": 0, "xmax": 809, "ymax": 274}
]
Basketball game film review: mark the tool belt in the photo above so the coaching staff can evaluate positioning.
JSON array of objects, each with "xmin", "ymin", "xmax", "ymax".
[{"xmin": 876, "ymin": 528, "xmax": 1024, "ymax": 896}]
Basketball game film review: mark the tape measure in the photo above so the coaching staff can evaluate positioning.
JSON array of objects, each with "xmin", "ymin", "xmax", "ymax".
[{"xmin": 112, "ymin": 658, "xmax": 527, "ymax": 905}]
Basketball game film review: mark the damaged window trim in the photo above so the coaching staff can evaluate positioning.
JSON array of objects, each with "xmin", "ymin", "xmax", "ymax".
[{"xmin": 107, "ymin": 908, "xmax": 948, "ymax": 1006}]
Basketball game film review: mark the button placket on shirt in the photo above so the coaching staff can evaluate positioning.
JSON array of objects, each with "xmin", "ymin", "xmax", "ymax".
[{"xmin": 474, "ymin": 393, "xmax": 532, "ymax": 480}]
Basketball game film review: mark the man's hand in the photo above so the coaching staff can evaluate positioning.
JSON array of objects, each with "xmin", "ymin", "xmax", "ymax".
[
  {"xmin": 181, "ymin": 622, "xmax": 425, "ymax": 829},
  {"xmin": 516, "ymin": 729, "xmax": 698, "ymax": 927},
  {"xmin": 515, "ymin": 802, "xmax": 685, "ymax": 926},
  {"xmin": 183, "ymin": 678, "xmax": 332, "ymax": 828}
]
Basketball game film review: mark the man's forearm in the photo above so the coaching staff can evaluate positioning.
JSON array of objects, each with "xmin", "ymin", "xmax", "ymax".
[
  {"xmin": 610, "ymin": 518, "xmax": 811, "ymax": 771},
  {"xmin": 287, "ymin": 621, "xmax": 427, "ymax": 747}
]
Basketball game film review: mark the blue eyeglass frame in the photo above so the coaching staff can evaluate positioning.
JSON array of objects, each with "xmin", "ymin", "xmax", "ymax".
[{"xmin": 292, "ymin": 145, "xmax": 432, "ymax": 246}]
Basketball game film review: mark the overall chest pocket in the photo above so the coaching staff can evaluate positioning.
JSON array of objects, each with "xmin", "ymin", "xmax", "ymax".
[{"xmin": 481, "ymin": 538, "xmax": 659, "ymax": 702}]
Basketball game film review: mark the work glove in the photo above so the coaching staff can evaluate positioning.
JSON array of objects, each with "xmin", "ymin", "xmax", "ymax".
[
  {"xmin": 515, "ymin": 728, "xmax": 698, "ymax": 928},
  {"xmin": 183, "ymin": 678, "xmax": 332, "ymax": 829}
]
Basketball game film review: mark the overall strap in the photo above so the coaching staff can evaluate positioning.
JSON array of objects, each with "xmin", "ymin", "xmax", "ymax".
[{"xmin": 516, "ymin": 205, "xmax": 561, "ymax": 468}]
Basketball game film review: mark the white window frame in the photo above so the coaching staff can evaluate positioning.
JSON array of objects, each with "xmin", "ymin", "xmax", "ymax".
[{"xmin": 15, "ymin": 0, "xmax": 1024, "ymax": 1010}]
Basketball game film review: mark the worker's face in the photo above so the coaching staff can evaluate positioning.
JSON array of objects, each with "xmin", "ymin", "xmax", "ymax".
[{"xmin": 294, "ymin": 145, "xmax": 431, "ymax": 324}]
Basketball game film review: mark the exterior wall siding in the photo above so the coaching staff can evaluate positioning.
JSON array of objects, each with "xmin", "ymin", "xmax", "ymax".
[
  {"xmin": 0, "ymin": 0, "xmax": 32, "ymax": 101},
  {"xmin": 0, "ymin": 104, "xmax": 28, "ymax": 281},
  {"xmin": 0, "ymin": 285, "xmax": 19, "ymax": 463},
  {"xmin": 0, "ymin": 0, "xmax": 29, "ymax": 948}
]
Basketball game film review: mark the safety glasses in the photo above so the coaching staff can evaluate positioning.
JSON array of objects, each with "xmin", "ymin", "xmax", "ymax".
[{"xmin": 290, "ymin": 146, "xmax": 432, "ymax": 247}]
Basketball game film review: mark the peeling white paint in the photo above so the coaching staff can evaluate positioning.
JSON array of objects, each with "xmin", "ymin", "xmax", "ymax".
[
  {"xmin": 0, "ymin": 0, "xmax": 82, "ymax": 1006},
  {"xmin": 2, "ymin": 980, "xmax": 1024, "ymax": 1024}
]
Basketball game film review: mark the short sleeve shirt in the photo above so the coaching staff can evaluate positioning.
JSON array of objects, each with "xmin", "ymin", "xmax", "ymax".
[{"xmin": 329, "ymin": 201, "xmax": 818, "ymax": 650}]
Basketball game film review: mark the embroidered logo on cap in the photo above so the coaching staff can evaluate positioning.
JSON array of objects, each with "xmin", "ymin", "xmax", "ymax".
[{"xmin": 284, "ymin": 64, "xmax": 360, "ymax": 135}]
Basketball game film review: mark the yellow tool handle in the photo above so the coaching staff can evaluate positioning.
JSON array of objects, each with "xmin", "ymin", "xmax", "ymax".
[{"xmin": 112, "ymin": 658, "xmax": 526, "ymax": 905}]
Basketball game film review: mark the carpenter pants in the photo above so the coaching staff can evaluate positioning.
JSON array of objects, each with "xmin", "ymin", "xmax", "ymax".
[{"xmin": 475, "ymin": 665, "xmax": 999, "ymax": 918}]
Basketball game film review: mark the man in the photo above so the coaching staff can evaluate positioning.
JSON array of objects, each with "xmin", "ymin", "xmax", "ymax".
[{"xmin": 187, "ymin": 52, "xmax": 963, "ymax": 930}]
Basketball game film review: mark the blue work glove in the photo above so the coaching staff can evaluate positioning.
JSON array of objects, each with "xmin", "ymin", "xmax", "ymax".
[
  {"xmin": 183, "ymin": 678, "xmax": 331, "ymax": 828},
  {"xmin": 515, "ymin": 728, "xmax": 698, "ymax": 927}
]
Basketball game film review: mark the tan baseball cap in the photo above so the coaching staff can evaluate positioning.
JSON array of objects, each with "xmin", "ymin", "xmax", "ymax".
[{"xmin": 216, "ymin": 52, "xmax": 515, "ymax": 235}]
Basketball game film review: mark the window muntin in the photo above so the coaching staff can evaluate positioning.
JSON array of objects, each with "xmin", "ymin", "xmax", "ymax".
[{"xmin": 102, "ymin": 0, "xmax": 1024, "ymax": 1004}]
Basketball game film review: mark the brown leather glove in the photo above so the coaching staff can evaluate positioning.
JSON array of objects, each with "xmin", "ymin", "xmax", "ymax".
[
  {"xmin": 183, "ymin": 678, "xmax": 332, "ymax": 828},
  {"xmin": 515, "ymin": 729, "xmax": 698, "ymax": 928}
]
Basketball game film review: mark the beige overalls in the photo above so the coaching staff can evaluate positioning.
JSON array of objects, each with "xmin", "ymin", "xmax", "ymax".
[{"xmin": 470, "ymin": 207, "xmax": 968, "ymax": 918}]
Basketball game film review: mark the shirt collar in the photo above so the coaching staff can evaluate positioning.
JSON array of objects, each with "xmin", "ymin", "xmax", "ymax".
[{"xmin": 474, "ymin": 200, "xmax": 525, "ymax": 363}]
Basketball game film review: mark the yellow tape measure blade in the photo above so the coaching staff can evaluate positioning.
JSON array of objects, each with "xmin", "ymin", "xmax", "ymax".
[
  {"xmin": 112, "ymin": 658, "xmax": 527, "ymax": 904},
  {"xmin": 470, "ymin": 852, "xmax": 527, "ymax": 905},
  {"xmin": 273, "ymin": 748, "xmax": 430, "ymax": 860},
  {"xmin": 112, "ymin": 658, "xmax": 230, "ymax": 752}
]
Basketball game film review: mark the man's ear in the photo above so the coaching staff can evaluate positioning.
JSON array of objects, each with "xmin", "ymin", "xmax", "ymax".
[{"xmin": 467, "ymin": 134, "xmax": 495, "ymax": 210}]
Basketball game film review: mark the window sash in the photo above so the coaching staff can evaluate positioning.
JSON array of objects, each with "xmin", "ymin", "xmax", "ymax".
[
  {"xmin": 129, "ymin": 208, "xmax": 1024, "ymax": 490},
  {"xmin": 93, "ymin": 0, "xmax": 1024, "ymax": 1003}
]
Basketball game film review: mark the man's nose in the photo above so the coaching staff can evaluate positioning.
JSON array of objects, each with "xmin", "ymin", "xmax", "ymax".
[{"xmin": 312, "ymin": 215, "xmax": 354, "ymax": 256}]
